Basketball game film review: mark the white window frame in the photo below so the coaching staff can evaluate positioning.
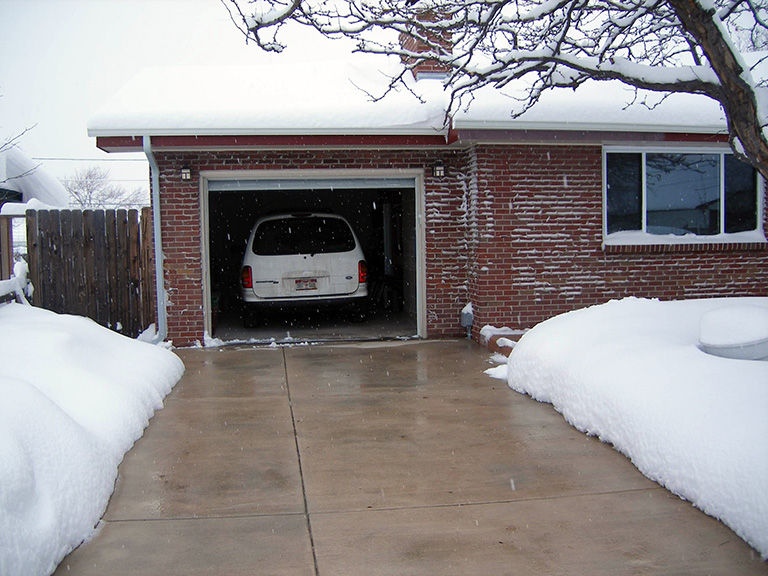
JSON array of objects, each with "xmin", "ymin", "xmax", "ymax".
[{"xmin": 602, "ymin": 146, "xmax": 766, "ymax": 247}]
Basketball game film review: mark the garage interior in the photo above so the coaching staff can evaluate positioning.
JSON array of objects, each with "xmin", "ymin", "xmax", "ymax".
[{"xmin": 206, "ymin": 178, "xmax": 419, "ymax": 343}]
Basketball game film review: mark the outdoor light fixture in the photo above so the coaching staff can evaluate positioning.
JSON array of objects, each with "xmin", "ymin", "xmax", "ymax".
[
  {"xmin": 432, "ymin": 163, "xmax": 446, "ymax": 178},
  {"xmin": 180, "ymin": 166, "xmax": 192, "ymax": 181}
]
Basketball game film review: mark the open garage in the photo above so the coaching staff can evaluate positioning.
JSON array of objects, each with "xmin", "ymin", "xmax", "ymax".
[{"xmin": 205, "ymin": 176, "xmax": 420, "ymax": 342}]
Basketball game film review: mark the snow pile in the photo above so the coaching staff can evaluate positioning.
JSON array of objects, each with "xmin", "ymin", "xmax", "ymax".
[
  {"xmin": 499, "ymin": 297, "xmax": 768, "ymax": 558},
  {"xmin": 478, "ymin": 324, "xmax": 524, "ymax": 345},
  {"xmin": 0, "ymin": 303, "xmax": 184, "ymax": 576}
]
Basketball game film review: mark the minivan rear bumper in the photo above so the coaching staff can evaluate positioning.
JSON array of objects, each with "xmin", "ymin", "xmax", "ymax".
[{"xmin": 240, "ymin": 285, "xmax": 368, "ymax": 305}]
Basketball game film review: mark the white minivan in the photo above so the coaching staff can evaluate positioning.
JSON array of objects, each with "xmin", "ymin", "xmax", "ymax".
[{"xmin": 240, "ymin": 213, "xmax": 368, "ymax": 318}]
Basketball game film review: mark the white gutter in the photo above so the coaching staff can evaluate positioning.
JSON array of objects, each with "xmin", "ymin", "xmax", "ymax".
[
  {"xmin": 142, "ymin": 136, "xmax": 168, "ymax": 344},
  {"xmin": 451, "ymin": 119, "xmax": 728, "ymax": 134},
  {"xmin": 88, "ymin": 125, "xmax": 450, "ymax": 138}
]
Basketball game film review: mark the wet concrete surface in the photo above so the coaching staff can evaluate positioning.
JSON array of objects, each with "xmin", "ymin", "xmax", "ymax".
[
  {"xmin": 212, "ymin": 307, "xmax": 419, "ymax": 343},
  {"xmin": 54, "ymin": 340, "xmax": 767, "ymax": 575}
]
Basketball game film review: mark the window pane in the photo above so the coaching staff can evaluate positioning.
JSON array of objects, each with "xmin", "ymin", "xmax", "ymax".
[
  {"xmin": 646, "ymin": 153, "xmax": 720, "ymax": 235},
  {"xmin": 606, "ymin": 153, "xmax": 642, "ymax": 234},
  {"xmin": 253, "ymin": 216, "xmax": 356, "ymax": 255},
  {"xmin": 724, "ymin": 155, "xmax": 757, "ymax": 233}
]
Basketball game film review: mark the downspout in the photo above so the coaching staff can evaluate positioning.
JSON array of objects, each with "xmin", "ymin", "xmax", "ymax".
[{"xmin": 143, "ymin": 135, "xmax": 168, "ymax": 344}]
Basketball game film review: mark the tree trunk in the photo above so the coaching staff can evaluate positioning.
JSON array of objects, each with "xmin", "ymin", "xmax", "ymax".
[{"xmin": 668, "ymin": 0, "xmax": 768, "ymax": 179}]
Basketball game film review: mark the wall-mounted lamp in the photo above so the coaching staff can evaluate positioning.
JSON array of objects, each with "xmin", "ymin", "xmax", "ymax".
[
  {"xmin": 180, "ymin": 166, "xmax": 192, "ymax": 181},
  {"xmin": 432, "ymin": 163, "xmax": 446, "ymax": 178}
]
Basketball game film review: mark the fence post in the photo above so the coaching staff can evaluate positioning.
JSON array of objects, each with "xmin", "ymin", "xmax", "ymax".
[
  {"xmin": 127, "ymin": 209, "xmax": 140, "ymax": 337},
  {"xmin": 25, "ymin": 210, "xmax": 39, "ymax": 306},
  {"xmin": 140, "ymin": 206, "xmax": 156, "ymax": 330},
  {"xmin": 0, "ymin": 216, "xmax": 12, "ymax": 279},
  {"xmin": 60, "ymin": 210, "xmax": 76, "ymax": 315},
  {"xmin": 82, "ymin": 210, "xmax": 96, "ymax": 321},
  {"xmin": 115, "ymin": 209, "xmax": 129, "ymax": 333},
  {"xmin": 92, "ymin": 210, "xmax": 108, "ymax": 327}
]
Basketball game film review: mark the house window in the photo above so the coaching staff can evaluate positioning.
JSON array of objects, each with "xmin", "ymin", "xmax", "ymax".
[{"xmin": 605, "ymin": 150, "xmax": 760, "ymax": 240}]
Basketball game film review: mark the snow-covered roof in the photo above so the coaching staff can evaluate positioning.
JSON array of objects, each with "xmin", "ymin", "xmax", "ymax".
[
  {"xmin": 88, "ymin": 59, "xmax": 448, "ymax": 138},
  {"xmin": 89, "ymin": 55, "xmax": 761, "ymax": 140},
  {"xmin": 458, "ymin": 52, "xmax": 766, "ymax": 134},
  {"xmin": 452, "ymin": 80, "xmax": 728, "ymax": 134},
  {"xmin": 0, "ymin": 146, "xmax": 69, "ymax": 208}
]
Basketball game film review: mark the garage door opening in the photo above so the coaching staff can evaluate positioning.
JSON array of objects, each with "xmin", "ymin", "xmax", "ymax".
[{"xmin": 205, "ymin": 177, "xmax": 420, "ymax": 342}]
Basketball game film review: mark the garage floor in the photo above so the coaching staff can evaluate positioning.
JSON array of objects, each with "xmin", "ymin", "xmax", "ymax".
[
  {"xmin": 54, "ymin": 341, "xmax": 766, "ymax": 575},
  {"xmin": 212, "ymin": 307, "xmax": 418, "ymax": 343}
]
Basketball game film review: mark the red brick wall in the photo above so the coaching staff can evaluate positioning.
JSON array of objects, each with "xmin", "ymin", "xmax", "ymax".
[
  {"xmin": 152, "ymin": 159, "xmax": 206, "ymax": 345},
  {"xmin": 466, "ymin": 144, "xmax": 768, "ymax": 336},
  {"xmin": 152, "ymin": 144, "xmax": 767, "ymax": 346},
  {"xmin": 152, "ymin": 149, "xmax": 469, "ymax": 345}
]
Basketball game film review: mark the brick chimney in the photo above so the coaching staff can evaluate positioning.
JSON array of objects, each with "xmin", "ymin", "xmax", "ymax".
[{"xmin": 398, "ymin": 10, "xmax": 451, "ymax": 80}]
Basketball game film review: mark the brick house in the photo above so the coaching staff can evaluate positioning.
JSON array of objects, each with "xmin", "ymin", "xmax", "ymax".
[{"xmin": 88, "ymin": 58, "xmax": 767, "ymax": 347}]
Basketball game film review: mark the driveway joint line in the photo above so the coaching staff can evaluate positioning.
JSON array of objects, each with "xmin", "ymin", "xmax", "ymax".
[
  {"xmin": 283, "ymin": 347, "xmax": 321, "ymax": 576},
  {"xmin": 306, "ymin": 486, "xmax": 668, "ymax": 516},
  {"xmin": 103, "ymin": 511, "xmax": 308, "ymax": 524}
]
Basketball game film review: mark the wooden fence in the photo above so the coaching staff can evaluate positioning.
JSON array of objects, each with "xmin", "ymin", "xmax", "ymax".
[
  {"xmin": 24, "ymin": 208, "xmax": 156, "ymax": 338},
  {"xmin": 0, "ymin": 214, "xmax": 15, "ymax": 282}
]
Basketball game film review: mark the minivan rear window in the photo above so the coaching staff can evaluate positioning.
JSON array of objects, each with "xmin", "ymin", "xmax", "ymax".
[{"xmin": 252, "ymin": 216, "xmax": 357, "ymax": 256}]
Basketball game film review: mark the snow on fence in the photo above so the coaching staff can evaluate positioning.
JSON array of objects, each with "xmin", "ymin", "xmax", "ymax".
[
  {"xmin": 0, "ymin": 262, "xmax": 30, "ymax": 304},
  {"xmin": 24, "ymin": 208, "xmax": 155, "ymax": 338}
]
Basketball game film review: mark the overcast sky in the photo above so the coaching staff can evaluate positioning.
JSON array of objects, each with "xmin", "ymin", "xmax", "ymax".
[{"xmin": 0, "ymin": 0, "xmax": 347, "ymax": 191}]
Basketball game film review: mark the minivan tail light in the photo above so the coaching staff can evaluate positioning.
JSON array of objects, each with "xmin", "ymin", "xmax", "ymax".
[
  {"xmin": 359, "ymin": 261, "xmax": 368, "ymax": 284},
  {"xmin": 241, "ymin": 266, "xmax": 253, "ymax": 289}
]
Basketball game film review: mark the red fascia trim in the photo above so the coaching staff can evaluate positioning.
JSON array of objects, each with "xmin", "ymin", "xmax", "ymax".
[
  {"xmin": 661, "ymin": 133, "xmax": 729, "ymax": 143},
  {"xmin": 96, "ymin": 136, "xmax": 145, "ymax": 152},
  {"xmin": 96, "ymin": 133, "xmax": 448, "ymax": 152}
]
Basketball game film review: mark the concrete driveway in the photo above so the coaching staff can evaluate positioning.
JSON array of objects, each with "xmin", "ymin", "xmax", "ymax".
[{"xmin": 55, "ymin": 340, "xmax": 766, "ymax": 575}]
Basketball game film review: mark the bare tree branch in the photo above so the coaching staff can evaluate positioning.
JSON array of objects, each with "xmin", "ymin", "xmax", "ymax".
[{"xmin": 63, "ymin": 166, "xmax": 149, "ymax": 210}]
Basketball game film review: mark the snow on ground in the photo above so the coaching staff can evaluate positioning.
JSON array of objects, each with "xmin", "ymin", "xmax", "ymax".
[
  {"xmin": 0, "ymin": 303, "xmax": 184, "ymax": 576},
  {"xmin": 2, "ymin": 291, "xmax": 766, "ymax": 574},
  {"xmin": 487, "ymin": 297, "xmax": 768, "ymax": 558}
]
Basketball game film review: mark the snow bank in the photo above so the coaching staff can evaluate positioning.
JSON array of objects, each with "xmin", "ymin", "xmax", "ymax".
[
  {"xmin": 504, "ymin": 297, "xmax": 768, "ymax": 558},
  {"xmin": 0, "ymin": 303, "xmax": 185, "ymax": 576}
]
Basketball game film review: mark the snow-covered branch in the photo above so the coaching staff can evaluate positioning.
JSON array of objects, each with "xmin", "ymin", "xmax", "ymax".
[{"xmin": 228, "ymin": 0, "xmax": 768, "ymax": 176}]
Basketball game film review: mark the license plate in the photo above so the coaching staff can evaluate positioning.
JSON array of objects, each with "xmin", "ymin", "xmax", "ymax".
[{"xmin": 295, "ymin": 278, "xmax": 317, "ymax": 291}]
